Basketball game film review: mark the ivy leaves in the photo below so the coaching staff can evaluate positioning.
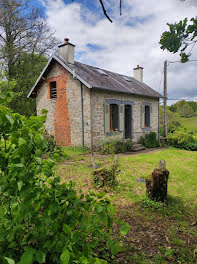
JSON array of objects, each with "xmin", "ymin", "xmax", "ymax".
[{"xmin": 160, "ymin": 17, "xmax": 197, "ymax": 62}]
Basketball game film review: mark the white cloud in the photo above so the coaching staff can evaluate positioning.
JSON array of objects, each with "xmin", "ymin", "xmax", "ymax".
[{"xmin": 43, "ymin": 0, "xmax": 197, "ymax": 103}]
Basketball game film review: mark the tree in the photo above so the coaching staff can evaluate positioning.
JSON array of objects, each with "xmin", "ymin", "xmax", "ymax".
[
  {"xmin": 0, "ymin": 0, "xmax": 58, "ymax": 116},
  {"xmin": 171, "ymin": 100, "xmax": 195, "ymax": 117},
  {"xmin": 179, "ymin": 103, "xmax": 194, "ymax": 117},
  {"xmin": 188, "ymin": 101, "xmax": 197, "ymax": 113},
  {"xmin": 9, "ymin": 53, "xmax": 47, "ymax": 116},
  {"xmin": 0, "ymin": 0, "xmax": 58, "ymax": 79},
  {"xmin": 160, "ymin": 17, "xmax": 197, "ymax": 62}
]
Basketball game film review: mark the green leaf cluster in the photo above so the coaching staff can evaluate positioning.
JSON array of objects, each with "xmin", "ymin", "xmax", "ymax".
[
  {"xmin": 169, "ymin": 100, "xmax": 197, "ymax": 117},
  {"xmin": 160, "ymin": 17, "xmax": 197, "ymax": 62},
  {"xmin": 0, "ymin": 106, "xmax": 125, "ymax": 263},
  {"xmin": 140, "ymin": 132, "xmax": 160, "ymax": 148},
  {"xmin": 167, "ymin": 127, "xmax": 197, "ymax": 151}
]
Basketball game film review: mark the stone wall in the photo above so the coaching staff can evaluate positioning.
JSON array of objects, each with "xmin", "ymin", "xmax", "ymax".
[
  {"xmin": 36, "ymin": 62, "xmax": 91, "ymax": 147},
  {"xmin": 90, "ymin": 89, "xmax": 159, "ymax": 146},
  {"xmin": 66, "ymin": 73, "xmax": 91, "ymax": 147}
]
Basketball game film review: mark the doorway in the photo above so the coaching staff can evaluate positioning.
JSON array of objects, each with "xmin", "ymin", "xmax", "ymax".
[{"xmin": 125, "ymin": 105, "xmax": 132, "ymax": 139}]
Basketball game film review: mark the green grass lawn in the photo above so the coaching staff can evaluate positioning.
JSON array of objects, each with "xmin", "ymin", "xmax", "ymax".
[
  {"xmin": 180, "ymin": 116, "xmax": 197, "ymax": 133},
  {"xmin": 56, "ymin": 147, "xmax": 197, "ymax": 263}
]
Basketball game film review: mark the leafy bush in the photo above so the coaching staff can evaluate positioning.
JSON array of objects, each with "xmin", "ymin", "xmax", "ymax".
[
  {"xmin": 167, "ymin": 128, "xmax": 197, "ymax": 151},
  {"xmin": 167, "ymin": 121, "xmax": 183, "ymax": 133},
  {"xmin": 93, "ymin": 157, "xmax": 118, "ymax": 188},
  {"xmin": 101, "ymin": 134, "xmax": 133, "ymax": 154},
  {"xmin": 140, "ymin": 132, "xmax": 160, "ymax": 148},
  {"xmin": 0, "ymin": 106, "xmax": 125, "ymax": 264},
  {"xmin": 125, "ymin": 139, "xmax": 134, "ymax": 151},
  {"xmin": 44, "ymin": 132, "xmax": 66, "ymax": 162}
]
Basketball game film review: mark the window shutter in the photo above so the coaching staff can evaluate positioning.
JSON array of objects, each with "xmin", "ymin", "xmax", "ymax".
[
  {"xmin": 119, "ymin": 104, "xmax": 124, "ymax": 131},
  {"xmin": 104, "ymin": 104, "xmax": 110, "ymax": 133},
  {"xmin": 141, "ymin": 105, "xmax": 145, "ymax": 128},
  {"xmin": 150, "ymin": 104, "xmax": 152, "ymax": 127}
]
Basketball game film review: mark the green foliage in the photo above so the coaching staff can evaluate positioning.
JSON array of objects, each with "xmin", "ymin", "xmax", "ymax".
[
  {"xmin": 167, "ymin": 121, "xmax": 183, "ymax": 133},
  {"xmin": 93, "ymin": 157, "xmax": 118, "ymax": 188},
  {"xmin": 160, "ymin": 17, "xmax": 197, "ymax": 62},
  {"xmin": 0, "ymin": 105, "xmax": 123, "ymax": 263},
  {"xmin": 170, "ymin": 100, "xmax": 197, "ymax": 118},
  {"xmin": 187, "ymin": 101, "xmax": 197, "ymax": 113},
  {"xmin": 160, "ymin": 106, "xmax": 182, "ymax": 135},
  {"xmin": 43, "ymin": 132, "xmax": 66, "ymax": 162},
  {"xmin": 125, "ymin": 139, "xmax": 134, "ymax": 152},
  {"xmin": 167, "ymin": 128, "xmax": 197, "ymax": 151},
  {"xmin": 9, "ymin": 53, "xmax": 47, "ymax": 116},
  {"xmin": 0, "ymin": 75, "xmax": 18, "ymax": 106},
  {"xmin": 101, "ymin": 134, "xmax": 133, "ymax": 154},
  {"xmin": 176, "ymin": 100, "xmax": 194, "ymax": 117},
  {"xmin": 140, "ymin": 132, "xmax": 160, "ymax": 148}
]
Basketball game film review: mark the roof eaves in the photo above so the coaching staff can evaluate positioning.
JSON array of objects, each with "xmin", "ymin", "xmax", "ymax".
[{"xmin": 27, "ymin": 56, "xmax": 53, "ymax": 98}]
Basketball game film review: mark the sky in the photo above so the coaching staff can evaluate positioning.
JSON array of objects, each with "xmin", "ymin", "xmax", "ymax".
[{"xmin": 37, "ymin": 0, "xmax": 197, "ymax": 105}]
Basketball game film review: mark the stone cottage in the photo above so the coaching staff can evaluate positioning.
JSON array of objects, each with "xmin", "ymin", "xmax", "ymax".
[{"xmin": 28, "ymin": 38, "xmax": 162, "ymax": 148}]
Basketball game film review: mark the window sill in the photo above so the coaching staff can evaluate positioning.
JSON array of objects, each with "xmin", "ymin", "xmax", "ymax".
[
  {"xmin": 142, "ymin": 127, "xmax": 152, "ymax": 131},
  {"xmin": 106, "ymin": 131, "xmax": 121, "ymax": 136}
]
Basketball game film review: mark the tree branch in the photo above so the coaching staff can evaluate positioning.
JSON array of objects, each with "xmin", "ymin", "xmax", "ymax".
[{"xmin": 98, "ymin": 0, "xmax": 113, "ymax": 23}]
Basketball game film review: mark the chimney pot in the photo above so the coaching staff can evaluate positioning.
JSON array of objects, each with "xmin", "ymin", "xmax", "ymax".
[
  {"xmin": 64, "ymin": 38, "xmax": 69, "ymax": 44},
  {"xmin": 137, "ymin": 65, "xmax": 139, "ymax": 68}
]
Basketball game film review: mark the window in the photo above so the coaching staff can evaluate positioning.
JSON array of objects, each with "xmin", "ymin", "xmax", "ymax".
[
  {"xmin": 122, "ymin": 76, "xmax": 131, "ymax": 82},
  {"xmin": 95, "ymin": 68, "xmax": 108, "ymax": 76},
  {"xmin": 145, "ymin": 105, "xmax": 150, "ymax": 127},
  {"xmin": 50, "ymin": 81, "xmax": 57, "ymax": 99},
  {"xmin": 110, "ymin": 104, "xmax": 119, "ymax": 131}
]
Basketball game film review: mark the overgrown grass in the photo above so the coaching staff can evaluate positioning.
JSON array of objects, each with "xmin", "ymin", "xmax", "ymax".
[
  {"xmin": 115, "ymin": 147, "xmax": 197, "ymax": 208},
  {"xmin": 62, "ymin": 146, "xmax": 90, "ymax": 160},
  {"xmin": 56, "ymin": 147, "xmax": 197, "ymax": 263},
  {"xmin": 56, "ymin": 147, "xmax": 197, "ymax": 209}
]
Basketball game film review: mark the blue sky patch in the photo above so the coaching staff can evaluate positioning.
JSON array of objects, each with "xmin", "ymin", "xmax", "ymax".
[{"xmin": 87, "ymin": 43, "xmax": 104, "ymax": 51}]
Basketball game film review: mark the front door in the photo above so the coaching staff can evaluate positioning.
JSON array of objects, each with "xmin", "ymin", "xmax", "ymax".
[{"xmin": 125, "ymin": 105, "xmax": 132, "ymax": 139}]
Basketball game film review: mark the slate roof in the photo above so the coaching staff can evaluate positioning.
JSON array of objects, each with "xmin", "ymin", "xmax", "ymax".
[{"xmin": 28, "ymin": 54, "xmax": 162, "ymax": 98}]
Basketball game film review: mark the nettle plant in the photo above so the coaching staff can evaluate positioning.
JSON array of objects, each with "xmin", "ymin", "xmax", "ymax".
[{"xmin": 0, "ymin": 105, "xmax": 128, "ymax": 264}]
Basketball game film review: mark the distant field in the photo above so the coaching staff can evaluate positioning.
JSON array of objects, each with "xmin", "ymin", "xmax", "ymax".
[{"xmin": 180, "ymin": 116, "xmax": 197, "ymax": 132}]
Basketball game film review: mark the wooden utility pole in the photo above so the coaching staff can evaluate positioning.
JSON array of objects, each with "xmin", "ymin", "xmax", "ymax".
[{"xmin": 163, "ymin": 60, "xmax": 167, "ymax": 139}]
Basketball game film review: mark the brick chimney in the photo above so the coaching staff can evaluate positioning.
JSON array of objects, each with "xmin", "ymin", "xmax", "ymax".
[
  {"xmin": 58, "ymin": 38, "xmax": 75, "ymax": 64},
  {"xmin": 133, "ymin": 65, "xmax": 143, "ymax": 82}
]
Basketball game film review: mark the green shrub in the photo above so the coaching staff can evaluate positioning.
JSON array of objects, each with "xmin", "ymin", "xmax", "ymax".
[
  {"xmin": 125, "ymin": 139, "xmax": 134, "ymax": 151},
  {"xmin": 93, "ymin": 158, "xmax": 118, "ymax": 188},
  {"xmin": 43, "ymin": 132, "xmax": 66, "ymax": 162},
  {"xmin": 167, "ymin": 128, "xmax": 197, "ymax": 151},
  {"xmin": 140, "ymin": 132, "xmax": 160, "ymax": 148},
  {"xmin": 168, "ymin": 121, "xmax": 183, "ymax": 133},
  {"xmin": 101, "ymin": 134, "xmax": 133, "ymax": 154},
  {"xmin": 0, "ymin": 106, "xmax": 126, "ymax": 264}
]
